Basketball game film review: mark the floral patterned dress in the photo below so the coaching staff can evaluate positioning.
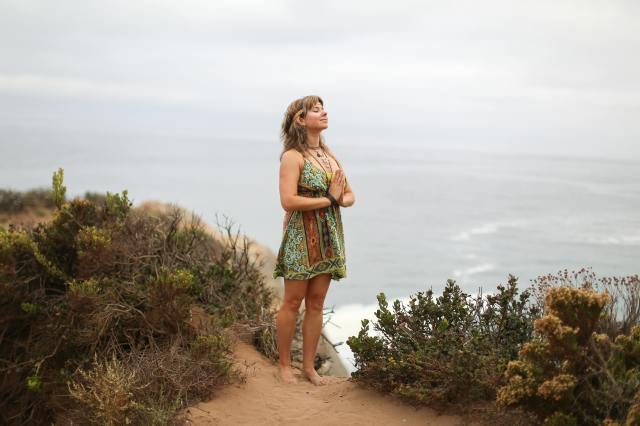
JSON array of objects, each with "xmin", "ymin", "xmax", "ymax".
[{"xmin": 272, "ymin": 156, "xmax": 347, "ymax": 281}]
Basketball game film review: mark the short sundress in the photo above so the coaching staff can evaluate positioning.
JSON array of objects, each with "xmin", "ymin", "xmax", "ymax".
[{"xmin": 272, "ymin": 155, "xmax": 347, "ymax": 281}]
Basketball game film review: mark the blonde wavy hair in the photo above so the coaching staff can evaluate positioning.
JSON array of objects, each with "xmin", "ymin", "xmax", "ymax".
[{"xmin": 278, "ymin": 95, "xmax": 337, "ymax": 163}]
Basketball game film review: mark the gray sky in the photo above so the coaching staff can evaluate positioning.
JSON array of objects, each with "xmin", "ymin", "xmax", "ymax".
[{"xmin": 1, "ymin": 0, "xmax": 639, "ymax": 160}]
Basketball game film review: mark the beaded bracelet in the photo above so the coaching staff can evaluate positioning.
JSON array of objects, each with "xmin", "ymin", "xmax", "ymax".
[{"xmin": 326, "ymin": 192, "xmax": 339, "ymax": 206}]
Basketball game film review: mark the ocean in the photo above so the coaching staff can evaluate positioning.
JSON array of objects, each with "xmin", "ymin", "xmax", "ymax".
[{"xmin": 2, "ymin": 124, "xmax": 639, "ymax": 372}]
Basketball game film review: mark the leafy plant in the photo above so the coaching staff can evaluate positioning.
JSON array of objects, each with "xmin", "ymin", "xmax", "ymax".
[
  {"xmin": 0, "ymin": 169, "xmax": 274, "ymax": 425},
  {"xmin": 347, "ymin": 275, "xmax": 539, "ymax": 405}
]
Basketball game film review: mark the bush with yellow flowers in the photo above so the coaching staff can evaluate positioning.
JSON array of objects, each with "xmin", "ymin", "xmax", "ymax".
[{"xmin": 497, "ymin": 286, "xmax": 640, "ymax": 425}]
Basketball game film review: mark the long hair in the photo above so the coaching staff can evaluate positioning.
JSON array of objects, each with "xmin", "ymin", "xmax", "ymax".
[{"xmin": 278, "ymin": 95, "xmax": 335, "ymax": 162}]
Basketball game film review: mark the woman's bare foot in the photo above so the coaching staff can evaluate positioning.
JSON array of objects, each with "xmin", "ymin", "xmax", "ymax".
[
  {"xmin": 278, "ymin": 365, "xmax": 299, "ymax": 384},
  {"xmin": 303, "ymin": 368, "xmax": 327, "ymax": 386}
]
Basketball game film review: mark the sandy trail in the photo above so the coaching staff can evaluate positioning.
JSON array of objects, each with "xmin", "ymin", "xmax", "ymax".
[{"xmin": 183, "ymin": 341, "xmax": 468, "ymax": 426}]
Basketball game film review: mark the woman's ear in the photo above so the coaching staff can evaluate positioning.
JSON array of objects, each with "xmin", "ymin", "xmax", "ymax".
[{"xmin": 295, "ymin": 114, "xmax": 305, "ymax": 127}]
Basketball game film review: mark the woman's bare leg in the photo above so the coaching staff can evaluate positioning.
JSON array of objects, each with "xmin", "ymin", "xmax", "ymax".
[
  {"xmin": 276, "ymin": 278, "xmax": 308, "ymax": 383},
  {"xmin": 302, "ymin": 273, "xmax": 331, "ymax": 385}
]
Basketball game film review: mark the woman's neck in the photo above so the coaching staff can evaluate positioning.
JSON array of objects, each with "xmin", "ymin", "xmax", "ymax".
[{"xmin": 306, "ymin": 131, "xmax": 320, "ymax": 148}]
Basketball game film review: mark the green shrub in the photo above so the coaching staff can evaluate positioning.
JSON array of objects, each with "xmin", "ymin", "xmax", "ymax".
[
  {"xmin": 0, "ymin": 188, "xmax": 56, "ymax": 214},
  {"xmin": 51, "ymin": 167, "xmax": 66, "ymax": 209},
  {"xmin": 0, "ymin": 169, "xmax": 274, "ymax": 425},
  {"xmin": 347, "ymin": 275, "xmax": 539, "ymax": 405}
]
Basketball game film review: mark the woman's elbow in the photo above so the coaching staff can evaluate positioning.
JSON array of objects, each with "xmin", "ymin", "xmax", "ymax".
[
  {"xmin": 281, "ymin": 196, "xmax": 294, "ymax": 212},
  {"xmin": 345, "ymin": 192, "xmax": 356, "ymax": 207}
]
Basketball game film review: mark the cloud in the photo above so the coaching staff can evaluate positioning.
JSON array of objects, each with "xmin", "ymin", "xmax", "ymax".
[
  {"xmin": 0, "ymin": 0, "xmax": 639, "ymax": 159},
  {"xmin": 0, "ymin": 73, "xmax": 200, "ymax": 104}
]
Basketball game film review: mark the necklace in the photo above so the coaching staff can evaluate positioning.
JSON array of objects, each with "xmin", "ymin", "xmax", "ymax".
[
  {"xmin": 308, "ymin": 145, "xmax": 322, "ymax": 155},
  {"xmin": 306, "ymin": 146, "xmax": 333, "ymax": 176}
]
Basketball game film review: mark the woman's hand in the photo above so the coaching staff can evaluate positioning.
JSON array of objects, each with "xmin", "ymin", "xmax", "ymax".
[
  {"xmin": 336, "ymin": 170, "xmax": 354, "ymax": 207},
  {"xmin": 328, "ymin": 169, "xmax": 345, "ymax": 201}
]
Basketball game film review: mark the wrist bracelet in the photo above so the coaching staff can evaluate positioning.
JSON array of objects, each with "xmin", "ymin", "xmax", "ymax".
[{"xmin": 326, "ymin": 193, "xmax": 338, "ymax": 206}]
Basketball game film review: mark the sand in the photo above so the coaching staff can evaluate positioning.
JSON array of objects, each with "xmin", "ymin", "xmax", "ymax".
[{"xmin": 182, "ymin": 340, "xmax": 468, "ymax": 426}]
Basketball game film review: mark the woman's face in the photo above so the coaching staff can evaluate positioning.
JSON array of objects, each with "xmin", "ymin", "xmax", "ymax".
[{"xmin": 302, "ymin": 101, "xmax": 328, "ymax": 131}]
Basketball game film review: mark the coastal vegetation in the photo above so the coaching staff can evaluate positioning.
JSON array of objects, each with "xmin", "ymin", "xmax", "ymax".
[
  {"xmin": 0, "ymin": 168, "xmax": 277, "ymax": 425},
  {"xmin": 347, "ymin": 269, "xmax": 640, "ymax": 425}
]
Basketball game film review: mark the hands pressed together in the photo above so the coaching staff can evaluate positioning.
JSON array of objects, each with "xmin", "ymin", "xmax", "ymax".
[{"xmin": 328, "ymin": 169, "xmax": 347, "ymax": 207}]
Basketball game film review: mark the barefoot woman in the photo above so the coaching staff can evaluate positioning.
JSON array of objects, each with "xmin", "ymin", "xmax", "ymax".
[{"xmin": 272, "ymin": 95, "xmax": 356, "ymax": 385}]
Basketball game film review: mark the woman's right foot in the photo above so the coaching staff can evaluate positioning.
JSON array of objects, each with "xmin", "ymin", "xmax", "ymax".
[
  {"xmin": 277, "ymin": 365, "xmax": 299, "ymax": 384},
  {"xmin": 303, "ymin": 368, "xmax": 328, "ymax": 386}
]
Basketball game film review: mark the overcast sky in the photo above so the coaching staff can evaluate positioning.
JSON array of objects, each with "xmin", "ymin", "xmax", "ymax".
[{"xmin": 1, "ymin": 0, "xmax": 639, "ymax": 161}]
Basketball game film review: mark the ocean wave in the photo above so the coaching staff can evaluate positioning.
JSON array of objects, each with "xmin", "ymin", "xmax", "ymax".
[
  {"xmin": 324, "ymin": 301, "xmax": 396, "ymax": 373},
  {"xmin": 449, "ymin": 219, "xmax": 528, "ymax": 241},
  {"xmin": 452, "ymin": 263, "xmax": 497, "ymax": 282},
  {"xmin": 582, "ymin": 234, "xmax": 640, "ymax": 246}
]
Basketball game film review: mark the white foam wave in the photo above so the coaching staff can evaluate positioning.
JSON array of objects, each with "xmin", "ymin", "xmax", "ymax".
[
  {"xmin": 449, "ymin": 219, "xmax": 528, "ymax": 241},
  {"xmin": 452, "ymin": 263, "xmax": 497, "ymax": 281},
  {"xmin": 583, "ymin": 234, "xmax": 640, "ymax": 246},
  {"xmin": 324, "ymin": 297, "xmax": 414, "ymax": 374}
]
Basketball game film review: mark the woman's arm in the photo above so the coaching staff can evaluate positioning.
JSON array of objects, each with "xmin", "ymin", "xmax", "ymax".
[
  {"xmin": 324, "ymin": 148, "xmax": 355, "ymax": 208},
  {"xmin": 338, "ymin": 178, "xmax": 355, "ymax": 207},
  {"xmin": 279, "ymin": 150, "xmax": 332, "ymax": 212}
]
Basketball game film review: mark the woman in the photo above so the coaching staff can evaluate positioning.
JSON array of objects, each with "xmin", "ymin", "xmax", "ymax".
[{"xmin": 272, "ymin": 95, "xmax": 356, "ymax": 385}]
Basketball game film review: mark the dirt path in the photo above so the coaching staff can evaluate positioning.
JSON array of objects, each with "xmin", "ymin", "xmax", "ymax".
[{"xmin": 183, "ymin": 341, "xmax": 469, "ymax": 426}]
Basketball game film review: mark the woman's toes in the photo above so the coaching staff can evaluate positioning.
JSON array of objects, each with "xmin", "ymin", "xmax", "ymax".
[
  {"xmin": 278, "ymin": 366, "xmax": 298, "ymax": 384},
  {"xmin": 303, "ymin": 369, "xmax": 327, "ymax": 386}
]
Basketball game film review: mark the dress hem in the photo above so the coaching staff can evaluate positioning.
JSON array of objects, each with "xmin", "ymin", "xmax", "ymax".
[{"xmin": 272, "ymin": 267, "xmax": 347, "ymax": 282}]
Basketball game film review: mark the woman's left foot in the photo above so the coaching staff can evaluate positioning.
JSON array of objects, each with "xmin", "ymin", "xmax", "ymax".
[{"xmin": 303, "ymin": 368, "xmax": 328, "ymax": 386}]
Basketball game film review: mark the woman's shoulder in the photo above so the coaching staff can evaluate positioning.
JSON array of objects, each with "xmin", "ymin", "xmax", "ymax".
[
  {"xmin": 281, "ymin": 149, "xmax": 306, "ymax": 174},
  {"xmin": 282, "ymin": 148, "xmax": 305, "ymax": 163}
]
